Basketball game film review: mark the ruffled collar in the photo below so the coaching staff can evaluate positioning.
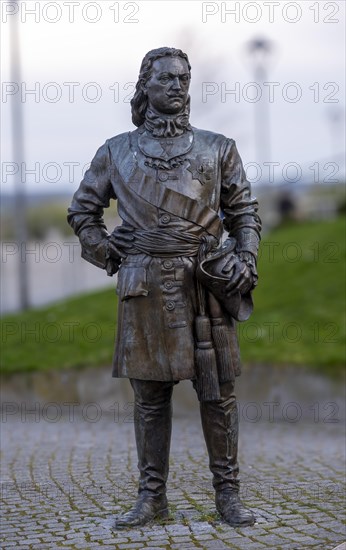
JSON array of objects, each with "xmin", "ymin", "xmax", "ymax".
[{"xmin": 144, "ymin": 104, "xmax": 191, "ymax": 138}]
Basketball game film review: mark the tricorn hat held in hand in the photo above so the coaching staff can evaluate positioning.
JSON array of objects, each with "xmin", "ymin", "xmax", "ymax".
[{"xmin": 196, "ymin": 237, "xmax": 253, "ymax": 322}]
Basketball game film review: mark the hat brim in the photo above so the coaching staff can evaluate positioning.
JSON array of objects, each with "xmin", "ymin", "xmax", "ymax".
[{"xmin": 196, "ymin": 239, "xmax": 253, "ymax": 321}]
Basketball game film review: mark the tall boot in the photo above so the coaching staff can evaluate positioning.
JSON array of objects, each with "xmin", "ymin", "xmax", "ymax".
[
  {"xmin": 113, "ymin": 379, "xmax": 173, "ymax": 528},
  {"xmin": 199, "ymin": 382, "xmax": 255, "ymax": 527}
]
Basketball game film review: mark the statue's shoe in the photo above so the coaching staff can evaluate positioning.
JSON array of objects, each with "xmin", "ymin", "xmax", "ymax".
[
  {"xmin": 113, "ymin": 493, "xmax": 169, "ymax": 528},
  {"xmin": 216, "ymin": 490, "xmax": 255, "ymax": 527}
]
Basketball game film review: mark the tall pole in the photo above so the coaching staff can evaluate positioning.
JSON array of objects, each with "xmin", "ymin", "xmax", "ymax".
[
  {"xmin": 254, "ymin": 63, "xmax": 270, "ymax": 167},
  {"xmin": 9, "ymin": 0, "xmax": 29, "ymax": 309},
  {"xmin": 246, "ymin": 38, "xmax": 273, "ymax": 172},
  {"xmin": 326, "ymin": 105, "xmax": 343, "ymax": 161}
]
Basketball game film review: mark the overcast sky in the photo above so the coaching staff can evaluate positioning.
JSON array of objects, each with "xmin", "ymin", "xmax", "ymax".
[{"xmin": 1, "ymin": 0, "xmax": 345, "ymax": 193}]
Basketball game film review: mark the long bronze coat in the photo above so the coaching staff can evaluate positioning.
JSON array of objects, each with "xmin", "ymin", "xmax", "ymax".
[{"xmin": 68, "ymin": 126, "xmax": 261, "ymax": 381}]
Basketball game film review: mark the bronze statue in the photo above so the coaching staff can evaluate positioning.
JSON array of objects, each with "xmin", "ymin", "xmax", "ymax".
[{"xmin": 68, "ymin": 47, "xmax": 261, "ymax": 528}]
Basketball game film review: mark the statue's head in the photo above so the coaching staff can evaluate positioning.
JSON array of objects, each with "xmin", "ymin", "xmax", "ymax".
[{"xmin": 131, "ymin": 47, "xmax": 191, "ymax": 127}]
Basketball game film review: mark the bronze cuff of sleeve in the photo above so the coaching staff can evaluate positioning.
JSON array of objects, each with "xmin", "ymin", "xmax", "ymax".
[
  {"xmin": 79, "ymin": 227, "xmax": 109, "ymax": 269},
  {"xmin": 234, "ymin": 229, "xmax": 260, "ymax": 257}
]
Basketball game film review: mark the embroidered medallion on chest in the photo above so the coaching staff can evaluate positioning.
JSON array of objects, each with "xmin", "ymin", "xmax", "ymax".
[{"xmin": 187, "ymin": 155, "xmax": 215, "ymax": 186}]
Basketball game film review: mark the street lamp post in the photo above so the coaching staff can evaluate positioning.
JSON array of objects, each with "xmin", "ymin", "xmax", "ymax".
[
  {"xmin": 9, "ymin": 0, "xmax": 29, "ymax": 310},
  {"xmin": 246, "ymin": 38, "xmax": 274, "ymax": 172}
]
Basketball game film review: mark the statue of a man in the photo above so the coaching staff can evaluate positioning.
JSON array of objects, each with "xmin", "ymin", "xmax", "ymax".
[{"xmin": 68, "ymin": 47, "xmax": 261, "ymax": 528}]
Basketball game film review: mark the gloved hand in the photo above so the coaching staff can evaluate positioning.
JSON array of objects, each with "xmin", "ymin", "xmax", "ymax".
[
  {"xmin": 107, "ymin": 226, "xmax": 136, "ymax": 260},
  {"xmin": 221, "ymin": 253, "xmax": 254, "ymax": 295}
]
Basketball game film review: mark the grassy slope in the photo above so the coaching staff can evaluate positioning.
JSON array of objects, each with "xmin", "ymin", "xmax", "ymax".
[
  {"xmin": 1, "ymin": 217, "xmax": 345, "ymax": 375},
  {"xmin": 1, "ymin": 288, "xmax": 118, "ymax": 373},
  {"xmin": 243, "ymin": 217, "xmax": 345, "ymax": 374}
]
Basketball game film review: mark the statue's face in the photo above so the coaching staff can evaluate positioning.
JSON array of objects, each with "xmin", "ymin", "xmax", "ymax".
[{"xmin": 143, "ymin": 56, "xmax": 190, "ymax": 115}]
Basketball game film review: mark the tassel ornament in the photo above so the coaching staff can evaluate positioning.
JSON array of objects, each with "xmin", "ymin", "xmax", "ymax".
[
  {"xmin": 195, "ymin": 314, "xmax": 220, "ymax": 401},
  {"xmin": 208, "ymin": 292, "xmax": 235, "ymax": 384},
  {"xmin": 194, "ymin": 237, "xmax": 221, "ymax": 401}
]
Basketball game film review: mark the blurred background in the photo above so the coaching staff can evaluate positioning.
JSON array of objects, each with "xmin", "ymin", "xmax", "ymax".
[{"xmin": 1, "ymin": 0, "xmax": 345, "ymax": 388}]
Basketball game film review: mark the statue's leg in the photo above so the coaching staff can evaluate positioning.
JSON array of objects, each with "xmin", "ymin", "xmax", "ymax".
[
  {"xmin": 197, "ymin": 381, "xmax": 255, "ymax": 527},
  {"xmin": 113, "ymin": 378, "xmax": 173, "ymax": 528}
]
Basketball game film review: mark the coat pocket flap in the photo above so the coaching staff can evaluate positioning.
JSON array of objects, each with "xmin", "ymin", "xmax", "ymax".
[{"xmin": 117, "ymin": 266, "xmax": 148, "ymax": 301}]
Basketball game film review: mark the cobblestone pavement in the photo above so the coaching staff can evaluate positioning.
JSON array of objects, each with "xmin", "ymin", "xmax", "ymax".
[{"xmin": 1, "ymin": 380, "xmax": 345, "ymax": 549}]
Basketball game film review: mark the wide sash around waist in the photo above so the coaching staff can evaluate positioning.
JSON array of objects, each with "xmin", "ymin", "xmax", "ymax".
[{"xmin": 129, "ymin": 228, "xmax": 208, "ymax": 258}]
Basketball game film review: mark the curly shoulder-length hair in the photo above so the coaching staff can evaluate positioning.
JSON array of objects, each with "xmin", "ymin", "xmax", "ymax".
[{"xmin": 130, "ymin": 47, "xmax": 191, "ymax": 127}]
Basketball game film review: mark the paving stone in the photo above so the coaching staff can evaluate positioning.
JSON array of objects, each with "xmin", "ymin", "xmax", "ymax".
[
  {"xmin": 116, "ymin": 545, "xmax": 145, "ymax": 549},
  {"xmin": 146, "ymin": 541, "xmax": 171, "ymax": 547},
  {"xmin": 1, "ymin": 403, "xmax": 344, "ymax": 549}
]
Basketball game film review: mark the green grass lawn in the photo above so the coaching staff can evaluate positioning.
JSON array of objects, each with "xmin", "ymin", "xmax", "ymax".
[
  {"xmin": 1, "ymin": 217, "xmax": 345, "ymax": 376},
  {"xmin": 1, "ymin": 287, "xmax": 118, "ymax": 374},
  {"xmin": 243, "ymin": 216, "xmax": 345, "ymax": 375}
]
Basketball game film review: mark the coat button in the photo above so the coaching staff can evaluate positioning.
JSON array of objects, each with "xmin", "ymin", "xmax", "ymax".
[
  {"xmin": 159, "ymin": 172, "xmax": 169, "ymax": 182},
  {"xmin": 163, "ymin": 260, "xmax": 173, "ymax": 269},
  {"xmin": 164, "ymin": 280, "xmax": 173, "ymax": 289},
  {"xmin": 161, "ymin": 214, "xmax": 171, "ymax": 224},
  {"xmin": 165, "ymin": 300, "xmax": 175, "ymax": 311}
]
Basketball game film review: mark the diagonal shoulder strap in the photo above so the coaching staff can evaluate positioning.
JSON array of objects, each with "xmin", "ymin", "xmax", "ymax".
[
  {"xmin": 116, "ymin": 164, "xmax": 222, "ymax": 240},
  {"xmin": 131, "ymin": 169, "xmax": 222, "ymax": 238}
]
